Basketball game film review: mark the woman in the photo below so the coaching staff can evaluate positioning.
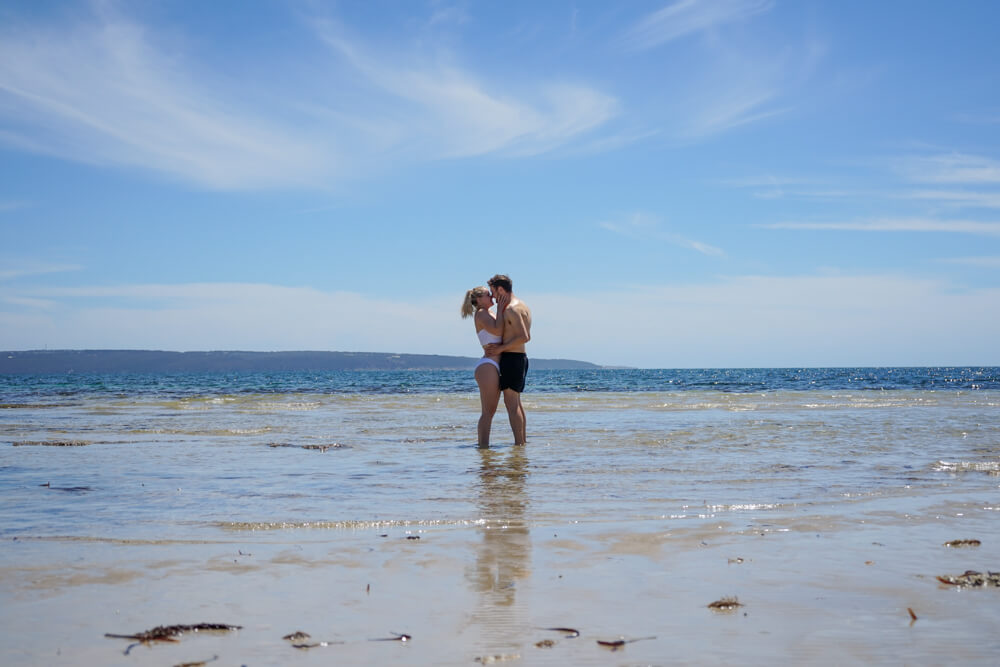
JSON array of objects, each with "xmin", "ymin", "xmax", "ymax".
[{"xmin": 462, "ymin": 286, "xmax": 508, "ymax": 447}]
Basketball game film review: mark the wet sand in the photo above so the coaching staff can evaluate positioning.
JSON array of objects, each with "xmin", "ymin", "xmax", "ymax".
[{"xmin": 2, "ymin": 503, "xmax": 998, "ymax": 666}]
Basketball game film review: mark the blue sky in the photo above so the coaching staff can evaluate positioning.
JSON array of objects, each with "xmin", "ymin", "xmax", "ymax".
[{"xmin": 1, "ymin": 0, "xmax": 999, "ymax": 368}]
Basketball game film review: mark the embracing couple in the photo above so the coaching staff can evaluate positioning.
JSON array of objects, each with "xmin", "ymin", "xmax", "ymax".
[{"xmin": 461, "ymin": 274, "xmax": 532, "ymax": 447}]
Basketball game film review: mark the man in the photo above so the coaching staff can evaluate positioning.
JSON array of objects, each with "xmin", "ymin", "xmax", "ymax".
[{"xmin": 484, "ymin": 274, "xmax": 532, "ymax": 445}]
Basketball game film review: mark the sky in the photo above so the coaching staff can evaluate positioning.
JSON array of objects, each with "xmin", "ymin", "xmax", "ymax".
[{"xmin": 1, "ymin": 0, "xmax": 999, "ymax": 368}]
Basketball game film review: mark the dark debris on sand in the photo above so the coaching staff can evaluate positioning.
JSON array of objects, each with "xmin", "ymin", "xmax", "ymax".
[
  {"xmin": 936, "ymin": 570, "xmax": 1000, "ymax": 587},
  {"xmin": 943, "ymin": 539, "xmax": 982, "ymax": 548},
  {"xmin": 268, "ymin": 442, "xmax": 347, "ymax": 452},
  {"xmin": 13, "ymin": 440, "xmax": 90, "ymax": 447},
  {"xmin": 596, "ymin": 635, "xmax": 657, "ymax": 651},
  {"xmin": 105, "ymin": 623, "xmax": 241, "ymax": 655},
  {"xmin": 172, "ymin": 656, "xmax": 218, "ymax": 667},
  {"xmin": 291, "ymin": 640, "xmax": 344, "ymax": 650},
  {"xmin": 707, "ymin": 596, "xmax": 744, "ymax": 611}
]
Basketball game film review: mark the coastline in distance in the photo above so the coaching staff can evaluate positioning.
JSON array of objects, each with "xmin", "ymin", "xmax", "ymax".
[{"xmin": 0, "ymin": 349, "xmax": 603, "ymax": 374}]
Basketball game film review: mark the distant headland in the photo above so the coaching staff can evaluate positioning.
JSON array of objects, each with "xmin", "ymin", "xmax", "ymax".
[{"xmin": 0, "ymin": 350, "xmax": 602, "ymax": 374}]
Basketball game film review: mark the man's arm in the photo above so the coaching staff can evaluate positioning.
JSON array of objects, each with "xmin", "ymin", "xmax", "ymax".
[{"xmin": 486, "ymin": 306, "xmax": 529, "ymax": 355}]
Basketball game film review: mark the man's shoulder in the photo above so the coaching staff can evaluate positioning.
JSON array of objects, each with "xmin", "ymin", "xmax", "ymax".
[{"xmin": 509, "ymin": 299, "xmax": 531, "ymax": 315}]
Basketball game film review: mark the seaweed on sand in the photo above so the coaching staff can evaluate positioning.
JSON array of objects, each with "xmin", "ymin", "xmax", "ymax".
[
  {"xmin": 708, "ymin": 596, "xmax": 744, "ymax": 611},
  {"xmin": 936, "ymin": 570, "xmax": 1000, "ymax": 587},
  {"xmin": 104, "ymin": 623, "xmax": 241, "ymax": 656}
]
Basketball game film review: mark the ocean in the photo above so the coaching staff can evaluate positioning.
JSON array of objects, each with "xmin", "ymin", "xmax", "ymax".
[{"xmin": 2, "ymin": 367, "xmax": 999, "ymax": 665}]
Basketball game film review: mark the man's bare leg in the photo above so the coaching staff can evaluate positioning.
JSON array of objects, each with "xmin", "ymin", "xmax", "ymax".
[{"xmin": 502, "ymin": 388, "xmax": 526, "ymax": 445}]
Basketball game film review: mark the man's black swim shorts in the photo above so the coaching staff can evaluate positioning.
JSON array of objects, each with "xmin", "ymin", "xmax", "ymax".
[{"xmin": 498, "ymin": 352, "xmax": 529, "ymax": 392}]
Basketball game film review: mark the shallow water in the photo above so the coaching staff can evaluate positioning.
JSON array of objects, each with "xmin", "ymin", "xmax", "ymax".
[
  {"xmin": 3, "ymin": 386, "xmax": 997, "ymax": 537},
  {"xmin": 1, "ymin": 370, "xmax": 999, "ymax": 664}
]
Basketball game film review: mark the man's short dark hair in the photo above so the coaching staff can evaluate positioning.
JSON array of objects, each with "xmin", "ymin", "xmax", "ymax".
[{"xmin": 488, "ymin": 274, "xmax": 512, "ymax": 292}]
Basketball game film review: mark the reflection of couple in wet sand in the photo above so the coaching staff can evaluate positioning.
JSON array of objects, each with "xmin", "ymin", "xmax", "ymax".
[
  {"xmin": 468, "ymin": 446, "xmax": 530, "ymax": 609},
  {"xmin": 462, "ymin": 274, "xmax": 533, "ymax": 447}
]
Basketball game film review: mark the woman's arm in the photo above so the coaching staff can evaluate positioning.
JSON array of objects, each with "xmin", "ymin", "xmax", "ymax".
[{"xmin": 477, "ymin": 294, "xmax": 508, "ymax": 336}]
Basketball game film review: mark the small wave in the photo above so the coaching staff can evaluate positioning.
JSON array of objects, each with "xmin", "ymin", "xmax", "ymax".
[
  {"xmin": 933, "ymin": 460, "xmax": 1000, "ymax": 473},
  {"xmin": 13, "ymin": 535, "xmax": 229, "ymax": 545},
  {"xmin": 706, "ymin": 503, "xmax": 782, "ymax": 512},
  {"xmin": 0, "ymin": 403, "xmax": 79, "ymax": 409},
  {"xmin": 243, "ymin": 401, "xmax": 320, "ymax": 411},
  {"xmin": 218, "ymin": 519, "xmax": 478, "ymax": 531},
  {"xmin": 127, "ymin": 427, "xmax": 273, "ymax": 436},
  {"xmin": 267, "ymin": 442, "xmax": 348, "ymax": 451},
  {"xmin": 11, "ymin": 440, "xmax": 90, "ymax": 447},
  {"xmin": 224, "ymin": 427, "xmax": 272, "ymax": 435}
]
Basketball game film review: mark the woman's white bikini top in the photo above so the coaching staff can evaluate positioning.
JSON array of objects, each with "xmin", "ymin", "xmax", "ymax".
[{"xmin": 477, "ymin": 328, "xmax": 502, "ymax": 346}]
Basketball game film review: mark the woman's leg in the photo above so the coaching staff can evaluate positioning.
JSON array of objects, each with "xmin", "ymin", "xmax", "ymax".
[{"xmin": 475, "ymin": 364, "xmax": 501, "ymax": 447}]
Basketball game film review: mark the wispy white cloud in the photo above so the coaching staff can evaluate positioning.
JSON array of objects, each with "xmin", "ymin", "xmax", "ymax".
[
  {"xmin": 897, "ymin": 189, "xmax": 1000, "ymax": 210},
  {"xmin": 0, "ymin": 13, "xmax": 330, "ymax": 190},
  {"xmin": 559, "ymin": 127, "xmax": 662, "ymax": 157},
  {"xmin": 729, "ymin": 155, "xmax": 1000, "ymax": 207},
  {"xmin": 761, "ymin": 218, "xmax": 1000, "ymax": 236},
  {"xmin": 0, "ymin": 261, "xmax": 83, "ymax": 281},
  {"xmin": 893, "ymin": 153, "xmax": 1000, "ymax": 185},
  {"xmin": 645, "ymin": 16, "xmax": 813, "ymax": 140},
  {"xmin": 623, "ymin": 0, "xmax": 774, "ymax": 51},
  {"xmin": 0, "ymin": 294, "xmax": 57, "ymax": 310},
  {"xmin": 681, "ymin": 89, "xmax": 790, "ymax": 139},
  {"xmin": 426, "ymin": 4, "xmax": 471, "ymax": 29},
  {"xmin": 718, "ymin": 174, "xmax": 850, "ymax": 200},
  {"xmin": 600, "ymin": 212, "xmax": 725, "ymax": 256},
  {"xmin": 312, "ymin": 22, "xmax": 619, "ymax": 159},
  {"xmin": 0, "ymin": 8, "xmax": 620, "ymax": 190}
]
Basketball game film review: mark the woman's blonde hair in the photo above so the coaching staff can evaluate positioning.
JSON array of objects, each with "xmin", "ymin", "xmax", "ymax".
[{"xmin": 461, "ymin": 286, "xmax": 490, "ymax": 318}]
